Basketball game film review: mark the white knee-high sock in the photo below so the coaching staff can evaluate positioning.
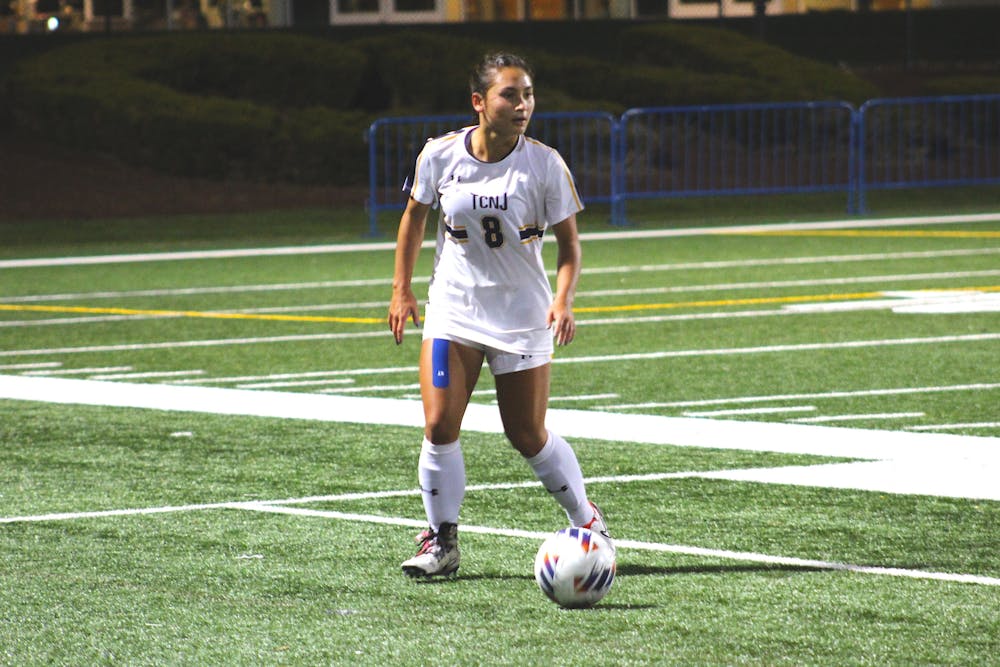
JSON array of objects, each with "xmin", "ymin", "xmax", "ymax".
[
  {"xmin": 525, "ymin": 430, "xmax": 591, "ymax": 526},
  {"xmin": 418, "ymin": 438, "xmax": 465, "ymax": 531}
]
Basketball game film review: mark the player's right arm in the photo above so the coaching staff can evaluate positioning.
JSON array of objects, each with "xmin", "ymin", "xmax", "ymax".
[{"xmin": 388, "ymin": 196, "xmax": 432, "ymax": 344}]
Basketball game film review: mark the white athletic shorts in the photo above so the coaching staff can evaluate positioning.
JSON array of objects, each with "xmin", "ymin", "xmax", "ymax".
[{"xmin": 427, "ymin": 333, "xmax": 551, "ymax": 376}]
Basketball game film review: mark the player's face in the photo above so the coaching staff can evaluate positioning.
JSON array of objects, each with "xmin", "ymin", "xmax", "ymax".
[{"xmin": 475, "ymin": 66, "xmax": 535, "ymax": 137}]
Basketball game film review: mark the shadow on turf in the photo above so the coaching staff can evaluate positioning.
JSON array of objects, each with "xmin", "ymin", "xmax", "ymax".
[
  {"xmin": 409, "ymin": 562, "xmax": 825, "ymax": 586},
  {"xmin": 408, "ymin": 572, "xmax": 533, "ymax": 584},
  {"xmin": 408, "ymin": 564, "xmax": 829, "ymax": 611}
]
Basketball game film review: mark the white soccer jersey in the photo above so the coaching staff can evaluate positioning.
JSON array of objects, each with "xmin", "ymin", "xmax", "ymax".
[{"xmin": 409, "ymin": 126, "xmax": 583, "ymax": 355}]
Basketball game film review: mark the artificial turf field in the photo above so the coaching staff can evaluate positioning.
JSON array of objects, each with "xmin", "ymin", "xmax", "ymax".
[{"xmin": 1, "ymin": 201, "xmax": 998, "ymax": 665}]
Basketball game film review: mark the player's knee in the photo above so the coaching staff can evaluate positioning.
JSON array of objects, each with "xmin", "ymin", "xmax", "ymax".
[
  {"xmin": 425, "ymin": 415, "xmax": 460, "ymax": 445},
  {"xmin": 504, "ymin": 426, "xmax": 547, "ymax": 457}
]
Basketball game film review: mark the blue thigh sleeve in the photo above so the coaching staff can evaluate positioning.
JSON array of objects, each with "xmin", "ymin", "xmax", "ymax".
[{"xmin": 431, "ymin": 338, "xmax": 450, "ymax": 388}]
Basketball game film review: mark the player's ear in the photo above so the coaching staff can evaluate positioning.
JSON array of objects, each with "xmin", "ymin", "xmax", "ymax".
[{"xmin": 471, "ymin": 91, "xmax": 485, "ymax": 114}]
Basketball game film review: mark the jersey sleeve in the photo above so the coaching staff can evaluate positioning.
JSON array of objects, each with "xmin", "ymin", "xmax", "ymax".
[
  {"xmin": 407, "ymin": 143, "xmax": 439, "ymax": 208},
  {"xmin": 544, "ymin": 149, "xmax": 584, "ymax": 225}
]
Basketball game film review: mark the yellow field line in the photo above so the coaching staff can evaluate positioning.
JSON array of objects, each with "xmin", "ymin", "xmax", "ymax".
[
  {"xmin": 732, "ymin": 230, "xmax": 1000, "ymax": 239},
  {"xmin": 574, "ymin": 291, "xmax": 881, "ymax": 313},
  {"xmin": 0, "ymin": 303, "xmax": 384, "ymax": 325},
  {"xmin": 2, "ymin": 285, "xmax": 998, "ymax": 321},
  {"xmin": 573, "ymin": 285, "xmax": 1000, "ymax": 314}
]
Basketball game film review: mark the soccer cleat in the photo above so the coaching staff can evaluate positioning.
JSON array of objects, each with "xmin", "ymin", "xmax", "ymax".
[
  {"xmin": 401, "ymin": 522, "xmax": 460, "ymax": 578},
  {"xmin": 581, "ymin": 501, "xmax": 613, "ymax": 546}
]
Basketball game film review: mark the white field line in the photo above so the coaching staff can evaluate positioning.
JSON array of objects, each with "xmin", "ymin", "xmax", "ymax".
[
  {"xmin": 579, "ymin": 247, "xmax": 1000, "ymax": 275},
  {"xmin": 238, "ymin": 504, "xmax": 1000, "ymax": 587},
  {"xmin": 3, "ymin": 371, "xmax": 997, "ymax": 505},
  {"xmin": 169, "ymin": 366, "xmax": 419, "ymax": 385},
  {"xmin": 3, "ymin": 374, "xmax": 995, "ymax": 477},
  {"xmin": 0, "ymin": 361, "xmax": 62, "ymax": 370},
  {"xmin": 89, "ymin": 370, "xmax": 206, "ymax": 381},
  {"xmin": 791, "ymin": 412, "xmax": 926, "ymax": 424},
  {"xmin": 784, "ymin": 291, "xmax": 1000, "ymax": 314},
  {"xmin": 15, "ymin": 363, "xmax": 981, "ymax": 419},
  {"xmin": 548, "ymin": 393, "xmax": 621, "ymax": 402},
  {"xmin": 316, "ymin": 383, "xmax": 422, "ymax": 394},
  {"xmin": 0, "ymin": 470, "xmax": 718, "ymax": 523},
  {"xmin": 4, "ymin": 266, "xmax": 996, "ymax": 308},
  {"xmin": 558, "ymin": 333, "xmax": 1000, "ymax": 366},
  {"xmin": 3, "ymin": 472, "xmax": 997, "ymax": 587},
  {"xmin": 579, "ymin": 212, "xmax": 1000, "ymax": 241},
  {"xmin": 458, "ymin": 393, "xmax": 623, "ymax": 405},
  {"xmin": 907, "ymin": 422, "xmax": 1000, "ymax": 431},
  {"xmin": 788, "ymin": 412, "xmax": 924, "ymax": 424},
  {"xmin": 23, "ymin": 366, "xmax": 133, "ymax": 376},
  {"xmin": 0, "ymin": 278, "xmax": 401, "ymax": 303},
  {"xmin": 4, "ymin": 247, "xmax": 1000, "ymax": 305},
  {"xmin": 578, "ymin": 309, "xmax": 793, "ymax": 326},
  {"xmin": 683, "ymin": 406, "xmax": 818, "ymax": 417},
  {"xmin": 0, "ymin": 330, "xmax": 391, "ymax": 357},
  {"xmin": 3, "ymin": 331, "xmax": 997, "ymax": 364},
  {"xmin": 3, "ymin": 212, "xmax": 999, "ymax": 269},
  {"xmin": 0, "ymin": 315, "xmax": 156, "ymax": 328},
  {"xmin": 0, "ymin": 501, "xmax": 241, "ymax": 524},
  {"xmin": 606, "ymin": 381, "xmax": 1000, "ymax": 410},
  {"xmin": 578, "ymin": 269, "xmax": 1000, "ymax": 298},
  {"xmin": 0, "ymin": 243, "xmax": 408, "ymax": 269},
  {"xmin": 236, "ymin": 378, "xmax": 356, "ymax": 389}
]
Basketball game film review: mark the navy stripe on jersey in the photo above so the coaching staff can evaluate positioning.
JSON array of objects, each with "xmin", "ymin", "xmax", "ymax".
[
  {"xmin": 445, "ymin": 224, "xmax": 469, "ymax": 240},
  {"xmin": 519, "ymin": 226, "xmax": 544, "ymax": 242}
]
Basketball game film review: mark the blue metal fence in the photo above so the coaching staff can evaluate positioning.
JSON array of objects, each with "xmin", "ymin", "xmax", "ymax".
[
  {"xmin": 368, "ymin": 96, "xmax": 1000, "ymax": 231},
  {"xmin": 857, "ymin": 94, "xmax": 1000, "ymax": 213},
  {"xmin": 617, "ymin": 101, "xmax": 858, "ymax": 220}
]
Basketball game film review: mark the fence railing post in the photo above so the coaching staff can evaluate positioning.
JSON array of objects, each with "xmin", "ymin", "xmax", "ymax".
[
  {"xmin": 611, "ymin": 115, "xmax": 626, "ymax": 227},
  {"xmin": 855, "ymin": 102, "xmax": 868, "ymax": 216},
  {"xmin": 366, "ymin": 120, "xmax": 380, "ymax": 237}
]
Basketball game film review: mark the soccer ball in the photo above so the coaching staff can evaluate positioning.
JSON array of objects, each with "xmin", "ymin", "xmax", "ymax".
[{"xmin": 534, "ymin": 527, "xmax": 616, "ymax": 608}]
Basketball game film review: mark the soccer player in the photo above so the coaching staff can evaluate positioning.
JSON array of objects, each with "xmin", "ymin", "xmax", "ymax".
[{"xmin": 388, "ymin": 52, "xmax": 611, "ymax": 578}]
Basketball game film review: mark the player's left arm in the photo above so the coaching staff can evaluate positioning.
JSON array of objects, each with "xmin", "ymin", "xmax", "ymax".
[{"xmin": 548, "ymin": 214, "xmax": 581, "ymax": 346}]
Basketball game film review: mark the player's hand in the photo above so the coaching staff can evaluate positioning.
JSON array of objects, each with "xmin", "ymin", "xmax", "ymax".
[
  {"xmin": 388, "ymin": 288, "xmax": 420, "ymax": 345},
  {"xmin": 547, "ymin": 302, "xmax": 576, "ymax": 346}
]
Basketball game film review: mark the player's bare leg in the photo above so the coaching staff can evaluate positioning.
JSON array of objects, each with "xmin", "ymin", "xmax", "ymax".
[
  {"xmin": 402, "ymin": 339, "xmax": 484, "ymax": 577},
  {"xmin": 495, "ymin": 364, "xmax": 608, "ymax": 539},
  {"xmin": 494, "ymin": 362, "xmax": 550, "ymax": 457},
  {"xmin": 420, "ymin": 338, "xmax": 484, "ymax": 445}
]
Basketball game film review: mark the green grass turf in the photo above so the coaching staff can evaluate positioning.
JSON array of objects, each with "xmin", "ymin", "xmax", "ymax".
[
  {"xmin": 3, "ymin": 511, "xmax": 997, "ymax": 666},
  {"xmin": 1, "ymin": 200, "xmax": 998, "ymax": 664},
  {"xmin": 1, "ymin": 401, "xmax": 997, "ymax": 665}
]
